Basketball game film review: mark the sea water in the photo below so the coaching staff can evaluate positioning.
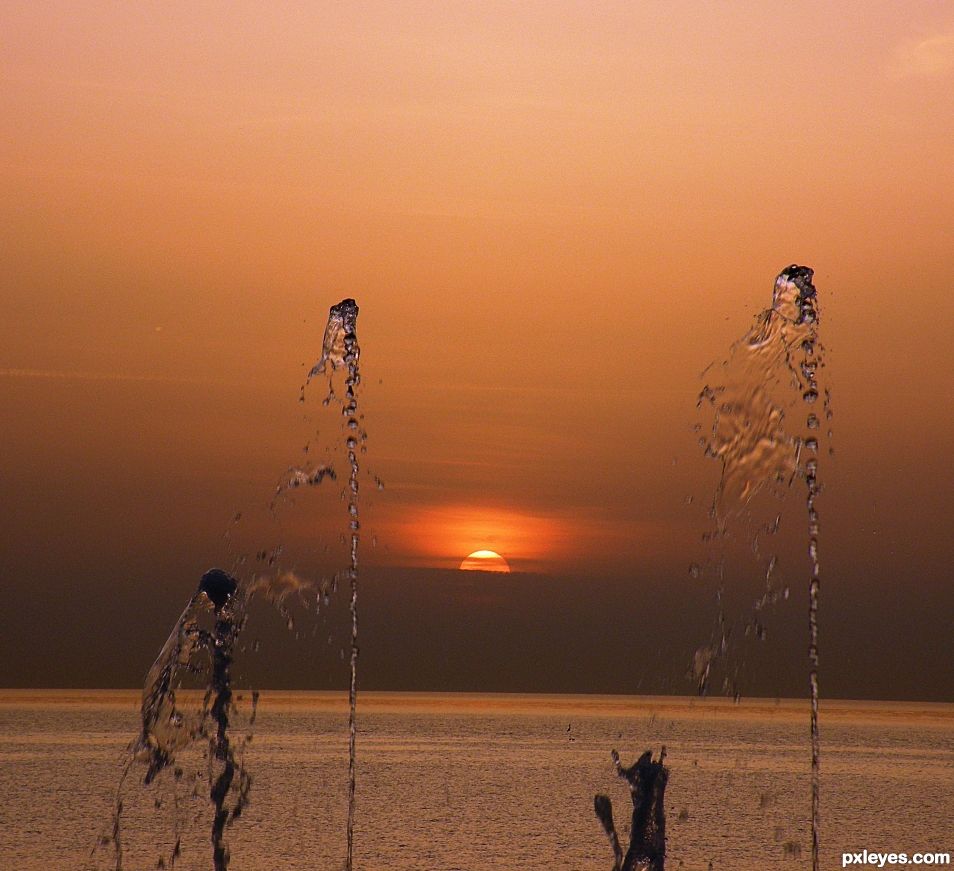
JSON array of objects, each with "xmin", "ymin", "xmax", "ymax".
[{"xmin": 1, "ymin": 691, "xmax": 951, "ymax": 870}]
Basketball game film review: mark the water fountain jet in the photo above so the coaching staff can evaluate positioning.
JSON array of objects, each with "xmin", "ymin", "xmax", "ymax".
[{"xmin": 693, "ymin": 264, "xmax": 829, "ymax": 870}]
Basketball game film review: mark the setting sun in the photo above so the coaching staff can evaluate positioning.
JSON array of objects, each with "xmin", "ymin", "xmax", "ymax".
[{"xmin": 459, "ymin": 550, "xmax": 511, "ymax": 573}]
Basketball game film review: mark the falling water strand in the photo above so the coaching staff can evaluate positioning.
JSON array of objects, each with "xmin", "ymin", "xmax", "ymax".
[
  {"xmin": 343, "ymin": 307, "xmax": 361, "ymax": 871},
  {"xmin": 692, "ymin": 268, "xmax": 806, "ymax": 697},
  {"xmin": 792, "ymin": 268, "xmax": 823, "ymax": 871},
  {"xmin": 203, "ymin": 571, "xmax": 246, "ymax": 871},
  {"xmin": 307, "ymin": 298, "xmax": 362, "ymax": 870}
]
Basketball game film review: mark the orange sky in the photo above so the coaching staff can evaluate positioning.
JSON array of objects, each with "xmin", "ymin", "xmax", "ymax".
[{"xmin": 2, "ymin": 3, "xmax": 953, "ymax": 599}]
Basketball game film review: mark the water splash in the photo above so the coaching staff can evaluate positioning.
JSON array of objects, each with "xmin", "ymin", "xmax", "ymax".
[
  {"xmin": 694, "ymin": 264, "xmax": 829, "ymax": 870},
  {"xmin": 276, "ymin": 464, "xmax": 337, "ymax": 493},
  {"xmin": 305, "ymin": 298, "xmax": 363, "ymax": 871},
  {"xmin": 697, "ymin": 268, "xmax": 818, "ymax": 528},
  {"xmin": 594, "ymin": 747, "xmax": 668, "ymax": 871}
]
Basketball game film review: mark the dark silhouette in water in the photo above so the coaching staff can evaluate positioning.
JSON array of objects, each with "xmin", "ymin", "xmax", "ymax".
[{"xmin": 594, "ymin": 747, "xmax": 668, "ymax": 871}]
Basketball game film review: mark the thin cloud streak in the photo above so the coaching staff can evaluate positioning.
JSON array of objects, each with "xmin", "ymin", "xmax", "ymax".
[
  {"xmin": 891, "ymin": 28, "xmax": 954, "ymax": 78},
  {"xmin": 0, "ymin": 367, "xmax": 238, "ymax": 387}
]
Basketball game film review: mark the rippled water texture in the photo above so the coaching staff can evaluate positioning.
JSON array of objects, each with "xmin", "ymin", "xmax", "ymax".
[{"xmin": 2, "ymin": 692, "xmax": 951, "ymax": 870}]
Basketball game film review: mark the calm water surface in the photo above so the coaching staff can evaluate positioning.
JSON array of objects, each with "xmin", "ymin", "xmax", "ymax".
[{"xmin": 0, "ymin": 692, "xmax": 951, "ymax": 870}]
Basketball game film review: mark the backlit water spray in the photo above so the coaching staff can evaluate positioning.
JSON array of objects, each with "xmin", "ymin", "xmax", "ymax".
[{"xmin": 694, "ymin": 265, "xmax": 830, "ymax": 870}]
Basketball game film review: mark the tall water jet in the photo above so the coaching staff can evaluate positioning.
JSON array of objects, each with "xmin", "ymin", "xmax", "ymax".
[
  {"xmin": 791, "ymin": 268, "xmax": 824, "ymax": 871},
  {"xmin": 307, "ymin": 298, "xmax": 362, "ymax": 870},
  {"xmin": 694, "ymin": 265, "xmax": 829, "ymax": 870}
]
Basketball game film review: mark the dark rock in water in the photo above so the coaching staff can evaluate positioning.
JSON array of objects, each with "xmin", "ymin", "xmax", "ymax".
[
  {"xmin": 595, "ymin": 746, "xmax": 668, "ymax": 871},
  {"xmin": 200, "ymin": 568, "xmax": 237, "ymax": 612}
]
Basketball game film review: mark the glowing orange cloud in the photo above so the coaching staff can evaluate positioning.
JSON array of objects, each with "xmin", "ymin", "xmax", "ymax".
[
  {"xmin": 367, "ymin": 500, "xmax": 675, "ymax": 574},
  {"xmin": 375, "ymin": 503, "xmax": 575, "ymax": 572},
  {"xmin": 459, "ymin": 550, "xmax": 510, "ymax": 573}
]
